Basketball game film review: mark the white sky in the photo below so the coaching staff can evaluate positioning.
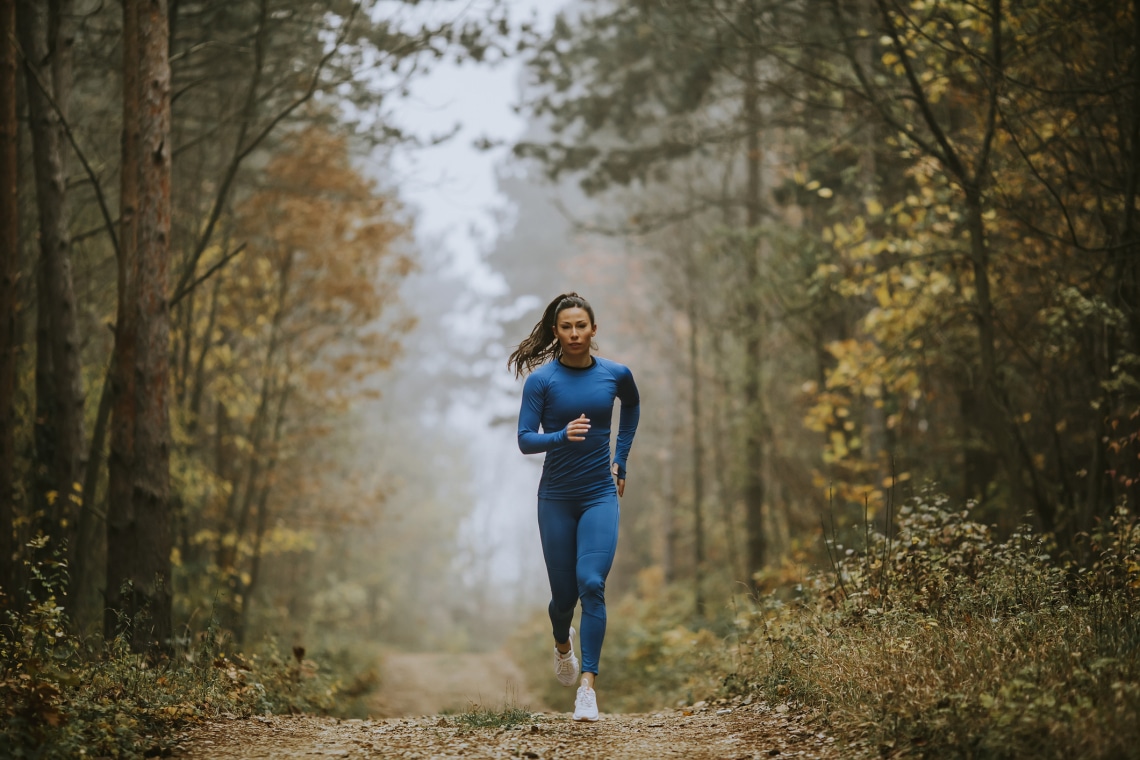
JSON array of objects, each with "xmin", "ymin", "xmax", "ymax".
[{"xmin": 385, "ymin": 0, "xmax": 561, "ymax": 294}]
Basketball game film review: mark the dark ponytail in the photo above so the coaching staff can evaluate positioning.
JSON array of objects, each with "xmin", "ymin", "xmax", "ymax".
[{"xmin": 507, "ymin": 292, "xmax": 596, "ymax": 378}]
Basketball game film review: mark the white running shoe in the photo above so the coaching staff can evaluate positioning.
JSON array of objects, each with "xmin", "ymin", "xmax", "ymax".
[
  {"xmin": 553, "ymin": 626, "xmax": 579, "ymax": 687},
  {"xmin": 573, "ymin": 680, "xmax": 599, "ymax": 722}
]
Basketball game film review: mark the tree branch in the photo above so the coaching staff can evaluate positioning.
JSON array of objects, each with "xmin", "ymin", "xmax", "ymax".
[
  {"xmin": 826, "ymin": 0, "xmax": 949, "ymax": 168},
  {"xmin": 169, "ymin": 241, "xmax": 245, "ymax": 307},
  {"xmin": 16, "ymin": 33, "xmax": 120, "ymax": 258},
  {"xmin": 973, "ymin": 0, "xmax": 1003, "ymax": 182},
  {"xmin": 876, "ymin": 0, "xmax": 969, "ymax": 183},
  {"xmin": 171, "ymin": 2, "xmax": 361, "ymax": 304}
]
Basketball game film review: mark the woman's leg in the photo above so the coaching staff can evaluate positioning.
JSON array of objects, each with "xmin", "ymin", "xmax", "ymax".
[
  {"xmin": 575, "ymin": 492, "xmax": 620, "ymax": 677},
  {"xmin": 537, "ymin": 498, "xmax": 579, "ymax": 645}
]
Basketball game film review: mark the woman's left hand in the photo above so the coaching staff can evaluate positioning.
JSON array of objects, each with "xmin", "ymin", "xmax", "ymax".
[{"xmin": 611, "ymin": 463, "xmax": 625, "ymax": 498}]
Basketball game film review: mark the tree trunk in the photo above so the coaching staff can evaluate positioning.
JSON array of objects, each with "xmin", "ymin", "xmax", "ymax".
[
  {"xmin": 218, "ymin": 249, "xmax": 291, "ymax": 633},
  {"xmin": 106, "ymin": 0, "xmax": 174, "ymax": 654},
  {"xmin": 742, "ymin": 14, "xmax": 767, "ymax": 584},
  {"xmin": 964, "ymin": 193, "xmax": 1054, "ymax": 531},
  {"xmin": 709, "ymin": 328, "xmax": 741, "ymax": 584},
  {"xmin": 236, "ymin": 381, "xmax": 291, "ymax": 646},
  {"xmin": 17, "ymin": 0, "xmax": 85, "ymax": 609},
  {"xmin": 106, "ymin": 0, "xmax": 140, "ymax": 643},
  {"xmin": 1117, "ymin": 0, "xmax": 1140, "ymax": 358},
  {"xmin": 0, "ymin": 0, "xmax": 21, "ymax": 604},
  {"xmin": 77, "ymin": 365, "xmax": 111, "ymax": 627},
  {"xmin": 687, "ymin": 287, "xmax": 704, "ymax": 616},
  {"xmin": 186, "ymin": 276, "xmax": 219, "ymax": 428}
]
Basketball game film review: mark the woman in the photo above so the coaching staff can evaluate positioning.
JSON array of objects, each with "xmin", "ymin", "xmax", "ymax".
[{"xmin": 509, "ymin": 292, "xmax": 640, "ymax": 722}]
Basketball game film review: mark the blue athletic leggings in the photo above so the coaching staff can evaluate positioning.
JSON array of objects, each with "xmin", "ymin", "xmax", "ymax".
[{"xmin": 537, "ymin": 493, "xmax": 620, "ymax": 676}]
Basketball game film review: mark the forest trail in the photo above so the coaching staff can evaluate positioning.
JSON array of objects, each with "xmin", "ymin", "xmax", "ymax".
[
  {"xmin": 368, "ymin": 650, "xmax": 550, "ymax": 717},
  {"xmin": 173, "ymin": 649, "xmax": 839, "ymax": 759}
]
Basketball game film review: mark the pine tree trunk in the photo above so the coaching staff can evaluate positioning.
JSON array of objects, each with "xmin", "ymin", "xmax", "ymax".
[
  {"xmin": 106, "ymin": 0, "xmax": 139, "ymax": 643},
  {"xmin": 106, "ymin": 0, "xmax": 174, "ymax": 653},
  {"xmin": 0, "ymin": 0, "xmax": 21, "ymax": 604}
]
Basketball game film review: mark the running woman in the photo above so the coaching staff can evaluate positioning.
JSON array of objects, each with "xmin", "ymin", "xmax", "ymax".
[{"xmin": 508, "ymin": 292, "xmax": 640, "ymax": 722}]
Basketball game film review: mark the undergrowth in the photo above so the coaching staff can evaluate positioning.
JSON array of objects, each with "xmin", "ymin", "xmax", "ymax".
[
  {"xmin": 0, "ymin": 551, "xmax": 353, "ymax": 759},
  {"xmin": 736, "ymin": 492, "xmax": 1140, "ymax": 759}
]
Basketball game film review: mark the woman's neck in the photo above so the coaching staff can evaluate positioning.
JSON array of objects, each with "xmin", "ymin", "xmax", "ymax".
[{"xmin": 558, "ymin": 353, "xmax": 594, "ymax": 369}]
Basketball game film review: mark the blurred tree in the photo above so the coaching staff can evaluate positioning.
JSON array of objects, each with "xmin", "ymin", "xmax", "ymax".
[
  {"xmin": 17, "ymin": 0, "xmax": 87, "ymax": 608},
  {"xmin": 0, "ymin": 0, "xmax": 19, "ymax": 604},
  {"xmin": 223, "ymin": 125, "xmax": 412, "ymax": 643}
]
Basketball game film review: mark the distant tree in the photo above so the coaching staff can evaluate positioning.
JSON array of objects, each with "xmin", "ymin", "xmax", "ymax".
[
  {"xmin": 0, "ymin": 0, "xmax": 20, "ymax": 603},
  {"xmin": 17, "ymin": 0, "xmax": 87, "ymax": 606},
  {"xmin": 203, "ymin": 125, "xmax": 413, "ymax": 643}
]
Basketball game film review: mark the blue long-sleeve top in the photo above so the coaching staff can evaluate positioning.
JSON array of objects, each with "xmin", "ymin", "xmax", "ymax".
[{"xmin": 517, "ymin": 356, "xmax": 641, "ymax": 499}]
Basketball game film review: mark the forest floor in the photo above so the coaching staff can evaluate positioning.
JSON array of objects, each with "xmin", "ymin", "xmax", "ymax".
[{"xmin": 172, "ymin": 651, "xmax": 839, "ymax": 759}]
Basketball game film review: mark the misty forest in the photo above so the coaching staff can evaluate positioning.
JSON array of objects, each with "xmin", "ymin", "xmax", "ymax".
[{"xmin": 1, "ymin": 0, "xmax": 1139, "ymax": 757}]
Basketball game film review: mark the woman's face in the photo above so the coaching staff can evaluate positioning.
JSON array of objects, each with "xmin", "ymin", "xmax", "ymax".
[{"xmin": 554, "ymin": 306, "xmax": 596, "ymax": 359}]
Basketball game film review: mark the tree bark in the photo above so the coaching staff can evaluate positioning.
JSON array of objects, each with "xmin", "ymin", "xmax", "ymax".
[
  {"xmin": 106, "ymin": 0, "xmax": 174, "ymax": 653},
  {"xmin": 106, "ymin": 0, "xmax": 140, "ymax": 642},
  {"xmin": 0, "ymin": 0, "xmax": 21, "ymax": 603}
]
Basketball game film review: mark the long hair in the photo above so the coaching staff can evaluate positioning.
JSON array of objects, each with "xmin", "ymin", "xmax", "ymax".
[{"xmin": 507, "ymin": 292, "xmax": 596, "ymax": 378}]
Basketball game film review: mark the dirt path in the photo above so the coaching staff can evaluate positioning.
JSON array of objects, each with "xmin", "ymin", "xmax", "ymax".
[
  {"xmin": 368, "ymin": 650, "xmax": 549, "ymax": 717},
  {"xmin": 173, "ymin": 651, "xmax": 839, "ymax": 759}
]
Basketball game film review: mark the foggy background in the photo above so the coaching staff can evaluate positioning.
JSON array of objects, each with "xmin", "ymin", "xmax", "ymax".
[{"xmin": 357, "ymin": 0, "xmax": 584, "ymax": 646}]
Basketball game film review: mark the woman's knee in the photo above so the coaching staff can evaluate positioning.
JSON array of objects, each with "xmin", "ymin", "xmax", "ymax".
[{"xmin": 577, "ymin": 573, "xmax": 606, "ymax": 602}]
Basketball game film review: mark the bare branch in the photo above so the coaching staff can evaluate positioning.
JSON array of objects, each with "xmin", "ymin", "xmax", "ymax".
[
  {"xmin": 169, "ymin": 242, "xmax": 246, "ymax": 307},
  {"xmin": 171, "ymin": 2, "xmax": 361, "ymax": 303},
  {"xmin": 16, "ymin": 33, "xmax": 120, "ymax": 258}
]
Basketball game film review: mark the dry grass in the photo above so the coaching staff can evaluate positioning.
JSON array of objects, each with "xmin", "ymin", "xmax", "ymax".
[{"xmin": 739, "ymin": 494, "xmax": 1140, "ymax": 759}]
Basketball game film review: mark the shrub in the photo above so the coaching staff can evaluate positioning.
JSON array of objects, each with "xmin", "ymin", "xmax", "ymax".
[
  {"xmin": 0, "ymin": 552, "xmax": 348, "ymax": 759},
  {"xmin": 733, "ymin": 492, "xmax": 1140, "ymax": 759}
]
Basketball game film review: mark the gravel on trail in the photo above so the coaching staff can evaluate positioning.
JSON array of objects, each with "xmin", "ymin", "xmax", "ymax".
[
  {"xmin": 173, "ymin": 701, "xmax": 839, "ymax": 759},
  {"xmin": 172, "ymin": 650, "xmax": 839, "ymax": 759}
]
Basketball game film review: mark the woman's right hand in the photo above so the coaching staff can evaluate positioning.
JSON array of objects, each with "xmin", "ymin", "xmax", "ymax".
[{"xmin": 565, "ymin": 414, "xmax": 591, "ymax": 442}]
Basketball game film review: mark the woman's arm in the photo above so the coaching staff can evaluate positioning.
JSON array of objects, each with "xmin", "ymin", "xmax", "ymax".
[
  {"xmin": 611, "ymin": 366, "xmax": 640, "ymax": 478},
  {"xmin": 518, "ymin": 373, "xmax": 573, "ymax": 454}
]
